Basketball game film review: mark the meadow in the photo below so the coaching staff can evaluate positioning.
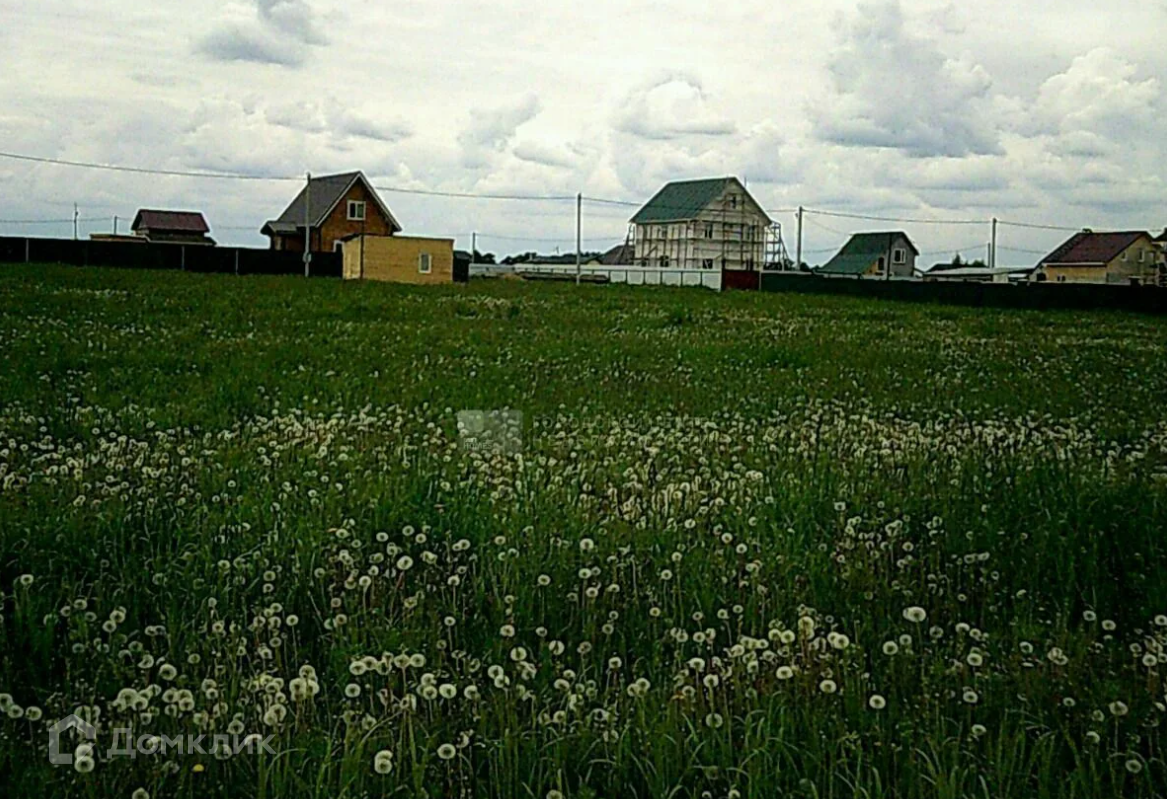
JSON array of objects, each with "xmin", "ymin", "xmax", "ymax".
[{"xmin": 1, "ymin": 263, "xmax": 1166, "ymax": 799}]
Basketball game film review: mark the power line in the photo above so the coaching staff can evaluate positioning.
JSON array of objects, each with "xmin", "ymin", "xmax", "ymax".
[
  {"xmin": 0, "ymin": 151, "xmax": 302, "ymax": 182},
  {"xmin": 373, "ymin": 184, "xmax": 575, "ymax": 202},
  {"xmin": 804, "ymin": 207, "xmax": 984, "ymax": 226},
  {"xmin": 919, "ymin": 243, "xmax": 989, "ymax": 257},
  {"xmin": 0, "ymin": 217, "xmax": 107, "ymax": 224},
  {"xmin": 997, "ymin": 219, "xmax": 1081, "ymax": 232},
  {"xmin": 998, "ymin": 244, "xmax": 1050, "ymax": 255}
]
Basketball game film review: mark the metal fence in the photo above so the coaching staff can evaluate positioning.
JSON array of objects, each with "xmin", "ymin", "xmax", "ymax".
[
  {"xmin": 760, "ymin": 272, "xmax": 1167, "ymax": 314},
  {"xmin": 0, "ymin": 236, "xmax": 342, "ymax": 277}
]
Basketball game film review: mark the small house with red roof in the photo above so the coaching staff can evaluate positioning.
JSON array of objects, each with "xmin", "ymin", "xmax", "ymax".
[{"xmin": 131, "ymin": 210, "xmax": 215, "ymax": 246}]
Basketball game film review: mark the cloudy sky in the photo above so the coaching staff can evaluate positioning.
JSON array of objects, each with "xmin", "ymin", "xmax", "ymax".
[{"xmin": 1, "ymin": 0, "xmax": 1164, "ymax": 265}]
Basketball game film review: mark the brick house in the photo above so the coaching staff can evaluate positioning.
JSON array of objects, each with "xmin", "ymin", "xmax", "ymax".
[{"xmin": 261, "ymin": 172, "xmax": 401, "ymax": 253}]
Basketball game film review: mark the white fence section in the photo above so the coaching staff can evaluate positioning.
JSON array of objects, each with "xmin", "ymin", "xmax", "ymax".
[{"xmin": 469, "ymin": 263, "xmax": 722, "ymax": 291}]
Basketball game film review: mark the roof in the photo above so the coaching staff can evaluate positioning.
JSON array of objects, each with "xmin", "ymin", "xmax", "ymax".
[
  {"xmin": 132, "ymin": 210, "xmax": 209, "ymax": 234},
  {"xmin": 925, "ymin": 266, "xmax": 1032, "ymax": 278},
  {"xmin": 601, "ymin": 243, "xmax": 634, "ymax": 265},
  {"xmin": 817, "ymin": 231, "xmax": 919, "ymax": 275},
  {"xmin": 1153, "ymin": 228, "xmax": 1167, "ymax": 243},
  {"xmin": 631, "ymin": 177, "xmax": 771, "ymax": 225},
  {"xmin": 262, "ymin": 171, "xmax": 401, "ymax": 235},
  {"xmin": 1039, "ymin": 231, "xmax": 1150, "ymax": 266}
]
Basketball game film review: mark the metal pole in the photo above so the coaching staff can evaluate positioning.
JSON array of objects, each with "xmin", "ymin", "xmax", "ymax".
[
  {"xmin": 303, "ymin": 172, "xmax": 312, "ymax": 278},
  {"xmin": 990, "ymin": 217, "xmax": 998, "ymax": 270},
  {"xmin": 234, "ymin": 250, "xmax": 239, "ymax": 276},
  {"xmin": 471, "ymin": 232, "xmax": 477, "ymax": 272},
  {"xmin": 73, "ymin": 204, "xmax": 78, "ymax": 241},
  {"xmin": 795, "ymin": 206, "xmax": 803, "ymax": 272},
  {"xmin": 575, "ymin": 193, "xmax": 582, "ymax": 285},
  {"xmin": 113, "ymin": 216, "xmax": 118, "ymax": 236}
]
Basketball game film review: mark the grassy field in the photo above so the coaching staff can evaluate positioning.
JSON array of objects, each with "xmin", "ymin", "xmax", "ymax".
[{"xmin": 1, "ymin": 264, "xmax": 1166, "ymax": 799}]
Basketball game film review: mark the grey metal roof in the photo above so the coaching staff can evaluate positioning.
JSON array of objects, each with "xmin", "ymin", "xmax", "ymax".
[{"xmin": 262, "ymin": 171, "xmax": 401, "ymax": 234}]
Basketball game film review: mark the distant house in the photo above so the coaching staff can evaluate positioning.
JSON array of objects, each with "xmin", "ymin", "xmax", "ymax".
[
  {"xmin": 131, "ymin": 210, "xmax": 215, "ymax": 246},
  {"xmin": 922, "ymin": 265, "xmax": 1032, "ymax": 283},
  {"xmin": 1154, "ymin": 228, "xmax": 1167, "ymax": 254},
  {"xmin": 1033, "ymin": 230, "xmax": 1163, "ymax": 286},
  {"xmin": 818, "ymin": 232, "xmax": 918, "ymax": 278},
  {"xmin": 261, "ymin": 171, "xmax": 401, "ymax": 254},
  {"xmin": 631, "ymin": 177, "xmax": 771, "ymax": 271},
  {"xmin": 601, "ymin": 243, "xmax": 634, "ymax": 266}
]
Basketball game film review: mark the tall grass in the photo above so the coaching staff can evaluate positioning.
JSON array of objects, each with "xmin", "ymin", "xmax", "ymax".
[{"xmin": 0, "ymin": 265, "xmax": 1165, "ymax": 798}]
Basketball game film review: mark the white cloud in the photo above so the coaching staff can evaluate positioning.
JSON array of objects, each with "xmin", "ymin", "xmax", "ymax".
[
  {"xmin": 198, "ymin": 0, "xmax": 329, "ymax": 67},
  {"xmin": 456, "ymin": 95, "xmax": 542, "ymax": 169},
  {"xmin": 812, "ymin": 1, "xmax": 1002, "ymax": 158},
  {"xmin": 614, "ymin": 75, "xmax": 737, "ymax": 140}
]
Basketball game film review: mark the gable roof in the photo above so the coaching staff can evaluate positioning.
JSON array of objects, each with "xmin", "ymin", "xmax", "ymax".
[
  {"xmin": 132, "ymin": 210, "xmax": 209, "ymax": 234},
  {"xmin": 1153, "ymin": 228, "xmax": 1167, "ymax": 243},
  {"xmin": 631, "ymin": 177, "xmax": 771, "ymax": 225},
  {"xmin": 601, "ymin": 243, "xmax": 634, "ymax": 265},
  {"xmin": 263, "ymin": 171, "xmax": 401, "ymax": 235},
  {"xmin": 817, "ymin": 231, "xmax": 919, "ymax": 275},
  {"xmin": 1038, "ymin": 231, "xmax": 1150, "ymax": 266}
]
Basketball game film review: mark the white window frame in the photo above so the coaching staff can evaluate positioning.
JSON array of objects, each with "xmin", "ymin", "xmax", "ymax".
[
  {"xmin": 892, "ymin": 248, "xmax": 906, "ymax": 265},
  {"xmin": 333, "ymin": 241, "xmax": 344, "ymax": 253},
  {"xmin": 347, "ymin": 201, "xmax": 367, "ymax": 221},
  {"xmin": 418, "ymin": 252, "xmax": 432, "ymax": 274}
]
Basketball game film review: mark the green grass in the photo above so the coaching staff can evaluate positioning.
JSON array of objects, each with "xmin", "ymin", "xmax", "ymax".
[{"xmin": 1, "ymin": 263, "xmax": 1166, "ymax": 798}]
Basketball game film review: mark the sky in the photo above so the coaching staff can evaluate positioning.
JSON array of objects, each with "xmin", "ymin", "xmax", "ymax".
[{"xmin": 0, "ymin": 0, "xmax": 1164, "ymax": 266}]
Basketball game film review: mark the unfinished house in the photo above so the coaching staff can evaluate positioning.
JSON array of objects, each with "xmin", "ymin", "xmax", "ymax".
[{"xmin": 630, "ymin": 177, "xmax": 772, "ymax": 270}]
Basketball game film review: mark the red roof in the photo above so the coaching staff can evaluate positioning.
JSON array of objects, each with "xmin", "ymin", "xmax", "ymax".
[
  {"xmin": 132, "ymin": 209, "xmax": 210, "ymax": 234},
  {"xmin": 1040, "ymin": 231, "xmax": 1150, "ymax": 266}
]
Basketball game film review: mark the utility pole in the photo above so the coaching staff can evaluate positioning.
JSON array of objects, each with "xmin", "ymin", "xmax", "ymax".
[
  {"xmin": 303, "ymin": 172, "xmax": 312, "ymax": 278},
  {"xmin": 575, "ymin": 193, "xmax": 582, "ymax": 286},
  {"xmin": 73, "ymin": 204, "xmax": 78, "ymax": 241},
  {"xmin": 113, "ymin": 215, "xmax": 118, "ymax": 235},
  {"xmin": 471, "ymin": 232, "xmax": 477, "ymax": 272},
  {"xmin": 990, "ymin": 217, "xmax": 998, "ymax": 270},
  {"xmin": 795, "ymin": 206, "xmax": 803, "ymax": 272}
]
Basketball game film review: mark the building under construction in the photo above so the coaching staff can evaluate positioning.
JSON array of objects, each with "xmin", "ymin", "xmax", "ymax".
[{"xmin": 627, "ymin": 177, "xmax": 788, "ymax": 271}]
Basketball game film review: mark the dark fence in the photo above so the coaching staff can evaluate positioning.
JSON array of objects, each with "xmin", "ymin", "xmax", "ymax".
[
  {"xmin": 760, "ymin": 273, "xmax": 1167, "ymax": 314},
  {"xmin": 0, "ymin": 237, "xmax": 342, "ymax": 278},
  {"xmin": 722, "ymin": 269, "xmax": 760, "ymax": 291}
]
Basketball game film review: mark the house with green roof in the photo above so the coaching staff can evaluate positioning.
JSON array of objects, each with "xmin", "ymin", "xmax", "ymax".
[
  {"xmin": 817, "ymin": 231, "xmax": 918, "ymax": 278},
  {"xmin": 631, "ymin": 177, "xmax": 772, "ymax": 272}
]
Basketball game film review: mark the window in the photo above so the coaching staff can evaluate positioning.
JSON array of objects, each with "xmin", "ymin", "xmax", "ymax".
[
  {"xmin": 704, "ymin": 222, "xmax": 714, "ymax": 239},
  {"xmin": 658, "ymin": 226, "xmax": 667, "ymax": 239},
  {"xmin": 659, "ymin": 255, "xmax": 670, "ymax": 267},
  {"xmin": 1139, "ymin": 249, "xmax": 1146, "ymax": 263},
  {"xmin": 347, "ymin": 201, "xmax": 366, "ymax": 221},
  {"xmin": 701, "ymin": 258, "xmax": 714, "ymax": 270},
  {"xmin": 1057, "ymin": 275, "xmax": 1066, "ymax": 283},
  {"xmin": 724, "ymin": 223, "xmax": 737, "ymax": 239},
  {"xmin": 892, "ymin": 248, "xmax": 906, "ymax": 265},
  {"xmin": 418, "ymin": 253, "xmax": 432, "ymax": 274},
  {"xmin": 333, "ymin": 241, "xmax": 344, "ymax": 252},
  {"xmin": 745, "ymin": 258, "xmax": 755, "ymax": 270},
  {"xmin": 746, "ymin": 225, "xmax": 755, "ymax": 241},
  {"xmin": 728, "ymin": 195, "xmax": 738, "ymax": 209}
]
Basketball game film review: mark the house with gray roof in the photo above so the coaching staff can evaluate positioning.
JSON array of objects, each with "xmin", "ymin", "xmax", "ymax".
[
  {"xmin": 261, "ymin": 171, "xmax": 401, "ymax": 254},
  {"xmin": 817, "ymin": 232, "xmax": 918, "ymax": 278},
  {"xmin": 631, "ymin": 177, "xmax": 771, "ymax": 271}
]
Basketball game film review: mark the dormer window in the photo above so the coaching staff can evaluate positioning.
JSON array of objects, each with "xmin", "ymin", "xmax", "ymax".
[
  {"xmin": 892, "ymin": 248, "xmax": 906, "ymax": 265},
  {"xmin": 347, "ymin": 201, "xmax": 367, "ymax": 221}
]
